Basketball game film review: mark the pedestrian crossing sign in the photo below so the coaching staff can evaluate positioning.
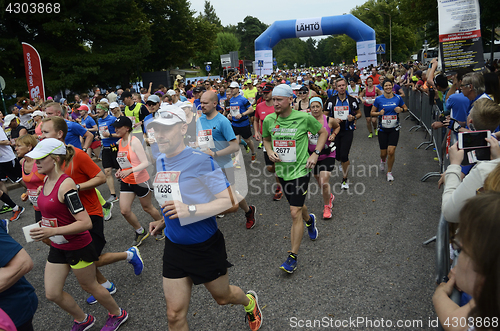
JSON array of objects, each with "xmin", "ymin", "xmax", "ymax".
[{"xmin": 376, "ymin": 44, "xmax": 386, "ymax": 54}]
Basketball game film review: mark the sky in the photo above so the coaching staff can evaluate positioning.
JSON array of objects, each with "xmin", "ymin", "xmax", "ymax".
[{"xmin": 188, "ymin": 0, "xmax": 368, "ymax": 27}]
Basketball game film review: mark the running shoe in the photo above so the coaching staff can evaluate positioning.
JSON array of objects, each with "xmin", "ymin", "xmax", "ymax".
[
  {"xmin": 245, "ymin": 205, "xmax": 256, "ymax": 229},
  {"xmin": 155, "ymin": 233, "xmax": 165, "ymax": 241},
  {"xmin": 245, "ymin": 290, "xmax": 263, "ymax": 331},
  {"xmin": 375, "ymin": 128, "xmax": 378, "ymax": 136},
  {"xmin": 106, "ymin": 195, "xmax": 119, "ymax": 203},
  {"xmin": 71, "ymin": 314, "xmax": 95, "ymax": 331},
  {"xmin": 279, "ymin": 254, "xmax": 297, "ymax": 273},
  {"xmin": 341, "ymin": 180, "xmax": 349, "ymax": 190},
  {"xmin": 132, "ymin": 230, "xmax": 149, "ymax": 247},
  {"xmin": 0, "ymin": 205, "xmax": 12, "ymax": 214},
  {"xmin": 258, "ymin": 142, "xmax": 263, "ymax": 149},
  {"xmin": 86, "ymin": 283, "xmax": 116, "ymax": 305},
  {"xmin": 368, "ymin": 132, "xmax": 373, "ymax": 138},
  {"xmin": 306, "ymin": 213, "xmax": 318, "ymax": 240},
  {"xmin": 251, "ymin": 153, "xmax": 256, "ymax": 163},
  {"xmin": 328, "ymin": 193, "xmax": 335, "ymax": 209},
  {"xmin": 1, "ymin": 219, "xmax": 9, "ymax": 234},
  {"xmin": 323, "ymin": 205, "xmax": 332, "ymax": 220},
  {"xmin": 103, "ymin": 202, "xmax": 113, "ymax": 221},
  {"xmin": 379, "ymin": 159, "xmax": 385, "ymax": 172},
  {"xmin": 9, "ymin": 206, "xmax": 25, "ymax": 222},
  {"xmin": 127, "ymin": 246, "xmax": 144, "ymax": 275},
  {"xmin": 387, "ymin": 172, "xmax": 394, "ymax": 182},
  {"xmin": 273, "ymin": 188, "xmax": 283, "ymax": 201},
  {"xmin": 245, "ymin": 145, "xmax": 250, "ymax": 153},
  {"xmin": 101, "ymin": 309, "xmax": 128, "ymax": 331},
  {"xmin": 233, "ymin": 159, "xmax": 241, "ymax": 169},
  {"xmin": 217, "ymin": 214, "xmax": 225, "ymax": 218}
]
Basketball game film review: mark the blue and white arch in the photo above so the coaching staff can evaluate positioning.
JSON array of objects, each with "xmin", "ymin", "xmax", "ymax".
[{"xmin": 254, "ymin": 14, "xmax": 377, "ymax": 75}]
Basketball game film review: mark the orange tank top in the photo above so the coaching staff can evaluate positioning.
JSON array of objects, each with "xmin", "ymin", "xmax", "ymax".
[{"xmin": 117, "ymin": 135, "xmax": 149, "ymax": 184}]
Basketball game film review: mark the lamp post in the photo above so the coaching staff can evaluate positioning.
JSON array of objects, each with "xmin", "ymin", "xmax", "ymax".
[{"xmin": 365, "ymin": 8, "xmax": 392, "ymax": 64}]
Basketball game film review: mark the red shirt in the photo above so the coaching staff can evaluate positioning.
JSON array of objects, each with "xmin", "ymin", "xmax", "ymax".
[
  {"xmin": 368, "ymin": 74, "xmax": 381, "ymax": 85},
  {"xmin": 255, "ymin": 101, "xmax": 275, "ymax": 134},
  {"xmin": 63, "ymin": 148, "xmax": 103, "ymax": 217}
]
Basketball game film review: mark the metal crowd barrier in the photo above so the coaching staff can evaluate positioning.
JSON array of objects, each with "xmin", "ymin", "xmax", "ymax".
[{"xmin": 402, "ymin": 87, "xmax": 447, "ymax": 182}]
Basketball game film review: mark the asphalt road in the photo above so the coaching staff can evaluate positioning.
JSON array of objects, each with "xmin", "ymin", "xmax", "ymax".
[{"xmin": 6, "ymin": 115, "xmax": 444, "ymax": 331}]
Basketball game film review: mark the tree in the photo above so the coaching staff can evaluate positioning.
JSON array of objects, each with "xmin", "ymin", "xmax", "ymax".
[
  {"xmin": 202, "ymin": 0, "xmax": 221, "ymax": 28},
  {"xmin": 236, "ymin": 16, "xmax": 268, "ymax": 60}
]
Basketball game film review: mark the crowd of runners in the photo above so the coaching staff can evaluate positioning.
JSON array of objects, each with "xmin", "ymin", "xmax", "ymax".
[{"xmin": 1, "ymin": 60, "xmax": 500, "ymax": 331}]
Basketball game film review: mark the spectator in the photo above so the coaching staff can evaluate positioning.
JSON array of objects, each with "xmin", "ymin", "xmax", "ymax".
[{"xmin": 4, "ymin": 115, "xmax": 27, "ymax": 146}]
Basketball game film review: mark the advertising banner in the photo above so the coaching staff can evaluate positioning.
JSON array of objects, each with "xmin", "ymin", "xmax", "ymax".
[
  {"xmin": 356, "ymin": 40, "xmax": 377, "ymax": 69},
  {"xmin": 254, "ymin": 50, "xmax": 273, "ymax": 76},
  {"xmin": 22, "ymin": 42, "xmax": 46, "ymax": 101},
  {"xmin": 438, "ymin": 0, "xmax": 484, "ymax": 74}
]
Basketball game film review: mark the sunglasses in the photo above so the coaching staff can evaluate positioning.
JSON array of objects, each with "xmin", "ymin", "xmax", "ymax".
[
  {"xmin": 297, "ymin": 91, "xmax": 308, "ymax": 95},
  {"xmin": 146, "ymin": 102, "xmax": 158, "ymax": 106},
  {"xmin": 159, "ymin": 111, "xmax": 185, "ymax": 123}
]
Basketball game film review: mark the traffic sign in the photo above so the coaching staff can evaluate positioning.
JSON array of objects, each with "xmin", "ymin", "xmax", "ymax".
[
  {"xmin": 0, "ymin": 76, "xmax": 5, "ymax": 90},
  {"xmin": 273, "ymin": 61, "xmax": 277, "ymax": 66},
  {"xmin": 205, "ymin": 65, "xmax": 211, "ymax": 72},
  {"xmin": 376, "ymin": 44, "xmax": 386, "ymax": 54},
  {"xmin": 257, "ymin": 60, "xmax": 263, "ymax": 68}
]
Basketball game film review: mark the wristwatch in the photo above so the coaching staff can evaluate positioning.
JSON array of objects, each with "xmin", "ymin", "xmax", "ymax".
[
  {"xmin": 188, "ymin": 205, "xmax": 197, "ymax": 216},
  {"xmin": 76, "ymin": 184, "xmax": 80, "ymax": 191},
  {"xmin": 314, "ymin": 149, "xmax": 321, "ymax": 155},
  {"xmin": 83, "ymin": 148, "xmax": 87, "ymax": 152}
]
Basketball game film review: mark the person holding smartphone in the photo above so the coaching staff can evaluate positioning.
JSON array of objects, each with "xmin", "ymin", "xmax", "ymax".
[
  {"xmin": 371, "ymin": 79, "xmax": 408, "ymax": 182},
  {"xmin": 27, "ymin": 138, "xmax": 128, "ymax": 331}
]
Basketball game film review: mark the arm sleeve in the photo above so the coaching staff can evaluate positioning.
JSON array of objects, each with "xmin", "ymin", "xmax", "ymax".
[{"xmin": 442, "ymin": 164, "xmax": 483, "ymax": 223}]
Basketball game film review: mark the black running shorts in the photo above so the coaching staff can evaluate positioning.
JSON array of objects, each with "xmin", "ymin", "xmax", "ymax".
[{"xmin": 278, "ymin": 173, "xmax": 311, "ymax": 207}]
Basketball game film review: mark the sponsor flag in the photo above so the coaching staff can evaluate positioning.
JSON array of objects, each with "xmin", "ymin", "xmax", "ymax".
[{"xmin": 22, "ymin": 42, "xmax": 46, "ymax": 101}]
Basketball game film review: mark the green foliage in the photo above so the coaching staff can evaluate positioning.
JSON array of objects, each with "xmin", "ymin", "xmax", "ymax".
[
  {"xmin": 236, "ymin": 16, "xmax": 268, "ymax": 60},
  {"xmin": 202, "ymin": 0, "xmax": 222, "ymax": 28},
  {"xmin": 199, "ymin": 32, "xmax": 240, "ymax": 75}
]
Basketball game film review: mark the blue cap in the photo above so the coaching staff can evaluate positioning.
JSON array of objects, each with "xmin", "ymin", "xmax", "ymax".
[
  {"xmin": 272, "ymin": 84, "xmax": 293, "ymax": 97},
  {"xmin": 309, "ymin": 97, "xmax": 323, "ymax": 108}
]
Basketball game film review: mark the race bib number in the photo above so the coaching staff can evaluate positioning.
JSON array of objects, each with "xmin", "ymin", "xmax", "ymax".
[
  {"xmin": 197, "ymin": 109, "xmax": 202, "ymax": 117},
  {"xmin": 381, "ymin": 115, "xmax": 398, "ymax": 128},
  {"xmin": 334, "ymin": 106, "xmax": 349, "ymax": 120},
  {"xmin": 308, "ymin": 132, "xmax": 319, "ymax": 145},
  {"xmin": 127, "ymin": 116, "xmax": 136, "ymax": 124},
  {"xmin": 273, "ymin": 140, "xmax": 296, "ymax": 163},
  {"xmin": 116, "ymin": 151, "xmax": 132, "ymax": 169},
  {"xmin": 300, "ymin": 108, "xmax": 311, "ymax": 114},
  {"xmin": 154, "ymin": 171, "xmax": 183, "ymax": 207},
  {"xmin": 41, "ymin": 217, "xmax": 69, "ymax": 244},
  {"xmin": 219, "ymin": 99, "xmax": 226, "ymax": 108},
  {"xmin": 27, "ymin": 189, "xmax": 38, "ymax": 207},
  {"xmin": 99, "ymin": 125, "xmax": 109, "ymax": 139},
  {"xmin": 365, "ymin": 97, "xmax": 374, "ymax": 105},
  {"xmin": 198, "ymin": 129, "xmax": 215, "ymax": 149},
  {"xmin": 230, "ymin": 106, "xmax": 240, "ymax": 117},
  {"xmin": 147, "ymin": 128, "xmax": 156, "ymax": 142}
]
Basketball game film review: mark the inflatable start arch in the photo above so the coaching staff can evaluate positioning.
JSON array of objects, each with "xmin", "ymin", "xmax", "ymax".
[{"xmin": 254, "ymin": 14, "xmax": 377, "ymax": 75}]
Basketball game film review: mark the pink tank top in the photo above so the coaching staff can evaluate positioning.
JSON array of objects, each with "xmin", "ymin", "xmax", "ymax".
[
  {"xmin": 364, "ymin": 87, "xmax": 376, "ymax": 106},
  {"xmin": 37, "ymin": 174, "xmax": 92, "ymax": 250},
  {"xmin": 308, "ymin": 115, "xmax": 336, "ymax": 161}
]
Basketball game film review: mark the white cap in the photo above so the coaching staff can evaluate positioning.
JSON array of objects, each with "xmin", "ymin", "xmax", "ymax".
[
  {"xmin": 253, "ymin": 79, "xmax": 258, "ymax": 85},
  {"xmin": 147, "ymin": 95, "xmax": 161, "ymax": 103},
  {"xmin": 100, "ymin": 98, "xmax": 109, "ymax": 104},
  {"xmin": 167, "ymin": 89, "xmax": 176, "ymax": 96},
  {"xmin": 25, "ymin": 138, "xmax": 66, "ymax": 159},
  {"xmin": 291, "ymin": 83, "xmax": 299, "ymax": 90},
  {"xmin": 149, "ymin": 105, "xmax": 187, "ymax": 127},
  {"xmin": 229, "ymin": 82, "xmax": 239, "ymax": 89},
  {"xmin": 109, "ymin": 102, "xmax": 119, "ymax": 109},
  {"xmin": 32, "ymin": 110, "xmax": 44, "ymax": 117},
  {"xmin": 3, "ymin": 114, "xmax": 18, "ymax": 127}
]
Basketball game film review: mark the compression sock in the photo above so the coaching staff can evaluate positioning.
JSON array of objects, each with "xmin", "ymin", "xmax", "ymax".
[
  {"xmin": 240, "ymin": 139, "xmax": 247, "ymax": 147},
  {"xmin": 244, "ymin": 295, "xmax": 256, "ymax": 312},
  {"xmin": 0, "ymin": 193, "xmax": 16, "ymax": 208}
]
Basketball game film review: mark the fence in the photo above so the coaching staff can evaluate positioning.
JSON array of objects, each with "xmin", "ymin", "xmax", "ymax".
[{"xmin": 402, "ymin": 86, "xmax": 461, "ymax": 330}]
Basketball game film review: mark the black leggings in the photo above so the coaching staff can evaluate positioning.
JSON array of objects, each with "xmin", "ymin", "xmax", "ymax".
[{"xmin": 335, "ymin": 130, "xmax": 354, "ymax": 163}]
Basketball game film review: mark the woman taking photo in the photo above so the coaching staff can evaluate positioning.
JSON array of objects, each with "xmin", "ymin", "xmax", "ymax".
[
  {"xmin": 28, "ymin": 138, "xmax": 128, "ymax": 331},
  {"xmin": 371, "ymin": 79, "xmax": 408, "ymax": 182},
  {"xmin": 359, "ymin": 76, "xmax": 382, "ymax": 138},
  {"xmin": 308, "ymin": 97, "xmax": 340, "ymax": 219},
  {"xmin": 112, "ymin": 116, "xmax": 163, "ymax": 246}
]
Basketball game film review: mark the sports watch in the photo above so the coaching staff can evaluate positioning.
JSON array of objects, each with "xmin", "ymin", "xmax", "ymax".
[{"xmin": 188, "ymin": 205, "xmax": 197, "ymax": 216}]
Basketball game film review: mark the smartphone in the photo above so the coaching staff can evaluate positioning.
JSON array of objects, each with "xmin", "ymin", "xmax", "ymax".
[
  {"xmin": 458, "ymin": 130, "xmax": 491, "ymax": 149},
  {"xmin": 65, "ymin": 190, "xmax": 84, "ymax": 214}
]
